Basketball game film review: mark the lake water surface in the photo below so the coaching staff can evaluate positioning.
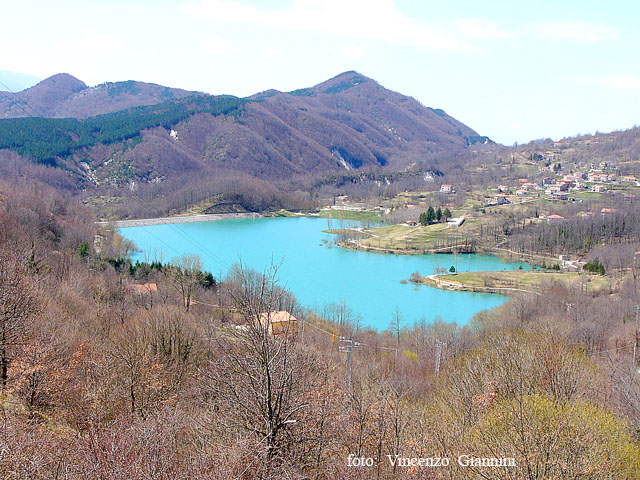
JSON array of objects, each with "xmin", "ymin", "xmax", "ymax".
[{"xmin": 119, "ymin": 216, "xmax": 529, "ymax": 330}]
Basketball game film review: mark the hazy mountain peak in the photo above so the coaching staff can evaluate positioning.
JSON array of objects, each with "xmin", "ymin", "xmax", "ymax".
[
  {"xmin": 313, "ymin": 70, "xmax": 372, "ymax": 94},
  {"xmin": 33, "ymin": 73, "xmax": 88, "ymax": 93},
  {"xmin": 0, "ymin": 69, "xmax": 41, "ymax": 92}
]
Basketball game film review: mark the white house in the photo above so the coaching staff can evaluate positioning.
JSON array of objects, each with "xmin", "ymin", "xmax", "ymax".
[{"xmin": 447, "ymin": 216, "xmax": 466, "ymax": 227}]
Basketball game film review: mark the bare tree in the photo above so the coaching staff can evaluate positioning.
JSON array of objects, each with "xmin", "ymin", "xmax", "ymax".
[
  {"xmin": 0, "ymin": 255, "xmax": 38, "ymax": 388},
  {"xmin": 200, "ymin": 262, "xmax": 325, "ymax": 468},
  {"xmin": 167, "ymin": 254, "xmax": 203, "ymax": 312}
]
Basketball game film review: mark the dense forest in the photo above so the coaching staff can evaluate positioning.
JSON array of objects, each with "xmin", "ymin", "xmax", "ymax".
[{"xmin": 0, "ymin": 95, "xmax": 245, "ymax": 165}]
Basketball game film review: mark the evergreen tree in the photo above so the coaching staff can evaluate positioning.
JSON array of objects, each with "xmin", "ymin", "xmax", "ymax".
[
  {"xmin": 436, "ymin": 207, "xmax": 442, "ymax": 222},
  {"xmin": 426, "ymin": 206, "xmax": 436, "ymax": 224}
]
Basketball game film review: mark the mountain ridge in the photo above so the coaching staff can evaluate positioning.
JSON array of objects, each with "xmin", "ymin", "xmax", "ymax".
[
  {"xmin": 0, "ymin": 70, "xmax": 491, "ymax": 217},
  {"xmin": 0, "ymin": 73, "xmax": 198, "ymax": 119}
]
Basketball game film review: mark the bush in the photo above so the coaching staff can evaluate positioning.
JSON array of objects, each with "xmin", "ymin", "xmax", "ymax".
[{"xmin": 584, "ymin": 257, "xmax": 606, "ymax": 275}]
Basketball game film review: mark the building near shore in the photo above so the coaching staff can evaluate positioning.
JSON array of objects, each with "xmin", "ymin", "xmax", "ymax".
[
  {"xmin": 259, "ymin": 311, "xmax": 298, "ymax": 335},
  {"xmin": 447, "ymin": 216, "xmax": 466, "ymax": 227}
]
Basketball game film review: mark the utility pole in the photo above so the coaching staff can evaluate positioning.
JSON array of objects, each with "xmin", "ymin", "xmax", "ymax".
[{"xmin": 339, "ymin": 337, "xmax": 360, "ymax": 407}]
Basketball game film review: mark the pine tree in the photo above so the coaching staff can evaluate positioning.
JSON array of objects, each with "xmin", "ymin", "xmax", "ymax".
[{"xmin": 426, "ymin": 206, "xmax": 436, "ymax": 224}]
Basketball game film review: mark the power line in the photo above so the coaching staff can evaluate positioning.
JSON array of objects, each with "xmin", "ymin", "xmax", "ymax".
[
  {"xmin": 139, "ymin": 226, "xmax": 182, "ymax": 256},
  {"xmin": 167, "ymin": 223, "xmax": 231, "ymax": 271},
  {"xmin": 0, "ymin": 79, "xmax": 75, "ymax": 142}
]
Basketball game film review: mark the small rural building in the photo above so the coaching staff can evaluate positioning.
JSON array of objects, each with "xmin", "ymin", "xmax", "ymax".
[
  {"xmin": 494, "ymin": 195, "xmax": 509, "ymax": 205},
  {"xmin": 128, "ymin": 283, "xmax": 158, "ymax": 295},
  {"xmin": 447, "ymin": 216, "xmax": 466, "ymax": 227},
  {"xmin": 592, "ymin": 184, "xmax": 607, "ymax": 193},
  {"xmin": 405, "ymin": 219, "xmax": 418, "ymax": 226},
  {"xmin": 497, "ymin": 185, "xmax": 509, "ymax": 193},
  {"xmin": 440, "ymin": 184, "xmax": 454, "ymax": 193},
  {"xmin": 259, "ymin": 311, "xmax": 298, "ymax": 335},
  {"xmin": 546, "ymin": 214, "xmax": 565, "ymax": 224}
]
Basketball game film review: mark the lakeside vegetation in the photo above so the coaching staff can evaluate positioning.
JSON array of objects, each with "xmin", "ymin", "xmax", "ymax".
[
  {"xmin": 417, "ymin": 270, "xmax": 612, "ymax": 294},
  {"xmin": 344, "ymin": 218, "xmax": 480, "ymax": 253}
]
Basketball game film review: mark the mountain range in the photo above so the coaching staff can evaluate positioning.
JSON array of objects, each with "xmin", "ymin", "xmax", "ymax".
[{"xmin": 0, "ymin": 71, "xmax": 491, "ymax": 216}]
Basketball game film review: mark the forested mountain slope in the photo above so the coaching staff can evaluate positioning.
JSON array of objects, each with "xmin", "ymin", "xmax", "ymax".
[{"xmin": 0, "ymin": 71, "xmax": 487, "ymax": 180}]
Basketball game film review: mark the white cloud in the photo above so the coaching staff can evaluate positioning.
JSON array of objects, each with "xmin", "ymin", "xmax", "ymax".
[
  {"xmin": 453, "ymin": 18, "xmax": 511, "ymax": 39},
  {"xmin": 203, "ymin": 34, "xmax": 233, "ymax": 53},
  {"xmin": 336, "ymin": 44, "xmax": 366, "ymax": 58},
  {"xmin": 599, "ymin": 74, "xmax": 640, "ymax": 89},
  {"xmin": 563, "ymin": 74, "xmax": 640, "ymax": 90},
  {"xmin": 534, "ymin": 21, "xmax": 620, "ymax": 43},
  {"xmin": 262, "ymin": 46, "xmax": 281, "ymax": 59},
  {"xmin": 58, "ymin": 32, "xmax": 125, "ymax": 51},
  {"xmin": 182, "ymin": 0, "xmax": 506, "ymax": 52}
]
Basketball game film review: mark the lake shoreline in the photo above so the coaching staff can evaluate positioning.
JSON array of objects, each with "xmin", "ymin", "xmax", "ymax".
[
  {"xmin": 96, "ymin": 212, "xmax": 262, "ymax": 228},
  {"xmin": 334, "ymin": 239, "xmax": 560, "ymax": 265},
  {"xmin": 118, "ymin": 216, "xmax": 523, "ymax": 327}
]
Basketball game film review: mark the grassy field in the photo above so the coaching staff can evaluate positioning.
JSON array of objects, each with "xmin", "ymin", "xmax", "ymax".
[
  {"xmin": 355, "ymin": 217, "xmax": 483, "ymax": 253},
  {"xmin": 319, "ymin": 209, "xmax": 380, "ymax": 222},
  {"xmin": 571, "ymin": 191, "xmax": 604, "ymax": 200},
  {"xmin": 420, "ymin": 270, "xmax": 610, "ymax": 293}
]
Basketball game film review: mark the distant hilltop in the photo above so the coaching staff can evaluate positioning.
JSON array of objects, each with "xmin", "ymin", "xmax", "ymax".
[{"xmin": 0, "ymin": 69, "xmax": 41, "ymax": 92}]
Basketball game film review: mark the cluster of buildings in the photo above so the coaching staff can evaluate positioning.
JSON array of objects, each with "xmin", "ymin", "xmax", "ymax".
[
  {"xmin": 539, "ymin": 207, "xmax": 619, "ymax": 224},
  {"xmin": 491, "ymin": 163, "xmax": 637, "ymax": 205}
]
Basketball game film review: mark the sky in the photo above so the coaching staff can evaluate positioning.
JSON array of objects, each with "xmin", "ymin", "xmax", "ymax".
[{"xmin": 1, "ymin": 0, "xmax": 639, "ymax": 144}]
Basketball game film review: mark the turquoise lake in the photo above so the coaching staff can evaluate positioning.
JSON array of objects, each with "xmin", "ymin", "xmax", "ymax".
[{"xmin": 119, "ymin": 216, "xmax": 529, "ymax": 330}]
